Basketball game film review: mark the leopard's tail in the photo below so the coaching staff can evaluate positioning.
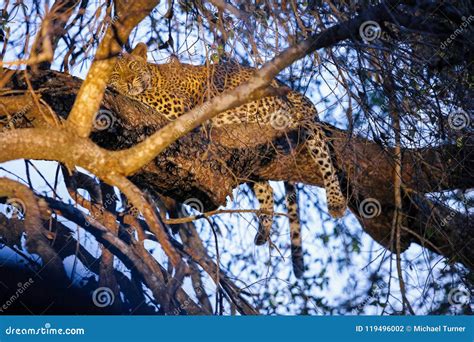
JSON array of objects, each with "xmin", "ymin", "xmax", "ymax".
[{"xmin": 285, "ymin": 181, "xmax": 304, "ymax": 278}]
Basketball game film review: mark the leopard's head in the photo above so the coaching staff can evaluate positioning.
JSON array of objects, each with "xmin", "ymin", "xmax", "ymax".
[{"xmin": 109, "ymin": 43, "xmax": 152, "ymax": 96}]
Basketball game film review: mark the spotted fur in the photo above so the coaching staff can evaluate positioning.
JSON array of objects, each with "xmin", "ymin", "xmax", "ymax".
[
  {"xmin": 109, "ymin": 43, "xmax": 347, "ymax": 277},
  {"xmin": 252, "ymin": 182, "xmax": 274, "ymax": 245},
  {"xmin": 284, "ymin": 181, "xmax": 304, "ymax": 278}
]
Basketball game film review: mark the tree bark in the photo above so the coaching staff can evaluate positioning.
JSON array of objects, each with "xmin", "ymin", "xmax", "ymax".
[{"xmin": 1, "ymin": 68, "xmax": 472, "ymax": 271}]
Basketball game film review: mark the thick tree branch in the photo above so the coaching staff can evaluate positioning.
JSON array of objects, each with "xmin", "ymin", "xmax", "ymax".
[
  {"xmin": 115, "ymin": 0, "xmax": 412, "ymax": 174},
  {"xmin": 1, "ymin": 69, "xmax": 472, "ymax": 271}
]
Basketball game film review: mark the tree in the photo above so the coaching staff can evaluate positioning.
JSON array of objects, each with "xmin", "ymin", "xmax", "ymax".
[{"xmin": 0, "ymin": 0, "xmax": 472, "ymax": 315}]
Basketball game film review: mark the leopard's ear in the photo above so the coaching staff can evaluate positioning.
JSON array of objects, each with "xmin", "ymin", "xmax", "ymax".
[{"xmin": 131, "ymin": 43, "xmax": 148, "ymax": 60}]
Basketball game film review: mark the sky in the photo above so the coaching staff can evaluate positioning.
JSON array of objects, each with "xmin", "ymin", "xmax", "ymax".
[{"xmin": 0, "ymin": 0, "xmax": 470, "ymax": 315}]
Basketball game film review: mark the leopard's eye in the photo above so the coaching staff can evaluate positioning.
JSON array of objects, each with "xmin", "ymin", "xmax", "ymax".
[
  {"xmin": 109, "ymin": 73, "xmax": 119, "ymax": 83},
  {"xmin": 128, "ymin": 61, "xmax": 140, "ymax": 71}
]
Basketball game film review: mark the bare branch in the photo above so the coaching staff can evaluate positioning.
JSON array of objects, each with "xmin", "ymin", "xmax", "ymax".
[
  {"xmin": 66, "ymin": 0, "xmax": 160, "ymax": 137},
  {"xmin": 0, "ymin": 177, "xmax": 68, "ymax": 281}
]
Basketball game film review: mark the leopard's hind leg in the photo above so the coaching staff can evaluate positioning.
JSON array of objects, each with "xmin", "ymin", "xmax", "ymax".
[
  {"xmin": 305, "ymin": 124, "xmax": 346, "ymax": 218},
  {"xmin": 251, "ymin": 182, "xmax": 274, "ymax": 245}
]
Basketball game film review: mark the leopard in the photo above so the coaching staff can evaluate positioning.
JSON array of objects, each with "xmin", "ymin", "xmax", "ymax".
[{"xmin": 108, "ymin": 43, "xmax": 347, "ymax": 278}]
